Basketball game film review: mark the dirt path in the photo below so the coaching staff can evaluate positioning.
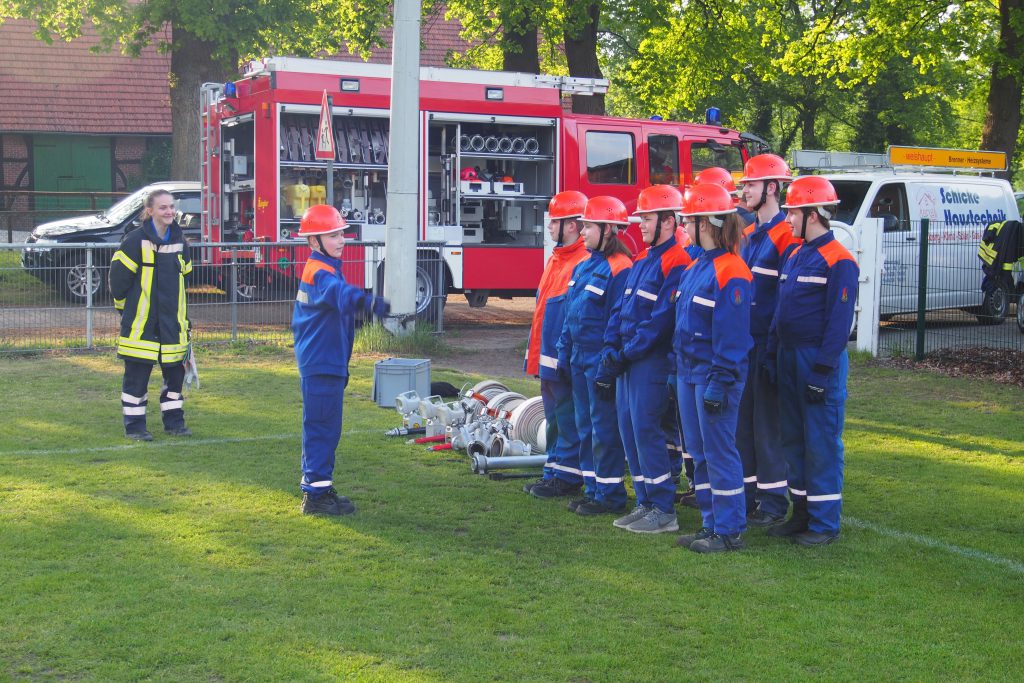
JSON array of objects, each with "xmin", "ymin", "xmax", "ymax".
[{"xmin": 432, "ymin": 296, "xmax": 535, "ymax": 379}]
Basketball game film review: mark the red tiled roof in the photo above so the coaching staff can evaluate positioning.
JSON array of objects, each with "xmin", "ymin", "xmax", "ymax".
[
  {"xmin": 0, "ymin": 18, "xmax": 173, "ymax": 135},
  {"xmin": 0, "ymin": 12, "xmax": 476, "ymax": 136}
]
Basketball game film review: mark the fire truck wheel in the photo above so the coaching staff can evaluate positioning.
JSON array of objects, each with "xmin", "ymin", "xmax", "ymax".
[
  {"xmin": 976, "ymin": 278, "xmax": 1010, "ymax": 325},
  {"xmin": 376, "ymin": 255, "xmax": 447, "ymax": 324},
  {"xmin": 1016, "ymin": 292, "xmax": 1024, "ymax": 333}
]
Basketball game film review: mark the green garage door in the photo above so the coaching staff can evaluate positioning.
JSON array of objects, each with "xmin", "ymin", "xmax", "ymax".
[{"xmin": 33, "ymin": 135, "xmax": 112, "ymax": 212}]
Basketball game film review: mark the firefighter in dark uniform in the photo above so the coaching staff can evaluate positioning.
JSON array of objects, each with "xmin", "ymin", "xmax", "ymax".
[{"xmin": 109, "ymin": 189, "xmax": 193, "ymax": 441}]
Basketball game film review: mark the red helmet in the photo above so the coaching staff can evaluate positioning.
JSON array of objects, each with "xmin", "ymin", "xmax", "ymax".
[
  {"xmin": 634, "ymin": 184, "xmax": 683, "ymax": 214},
  {"xmin": 680, "ymin": 183, "xmax": 738, "ymax": 217},
  {"xmin": 548, "ymin": 190, "xmax": 588, "ymax": 219},
  {"xmin": 782, "ymin": 176, "xmax": 840, "ymax": 210},
  {"xmin": 739, "ymin": 154, "xmax": 792, "ymax": 184},
  {"xmin": 297, "ymin": 204, "xmax": 346, "ymax": 236},
  {"xmin": 694, "ymin": 167, "xmax": 738, "ymax": 194},
  {"xmin": 460, "ymin": 167, "xmax": 479, "ymax": 181},
  {"xmin": 582, "ymin": 196, "xmax": 630, "ymax": 225}
]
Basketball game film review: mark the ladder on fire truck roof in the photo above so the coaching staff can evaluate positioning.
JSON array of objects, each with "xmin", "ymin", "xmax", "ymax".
[
  {"xmin": 243, "ymin": 56, "xmax": 609, "ymax": 96},
  {"xmin": 199, "ymin": 83, "xmax": 222, "ymax": 245}
]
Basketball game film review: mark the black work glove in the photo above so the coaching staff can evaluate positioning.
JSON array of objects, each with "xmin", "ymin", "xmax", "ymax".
[
  {"xmin": 600, "ymin": 348, "xmax": 627, "ymax": 377},
  {"xmin": 702, "ymin": 382, "xmax": 726, "ymax": 414},
  {"xmin": 595, "ymin": 379, "xmax": 615, "ymax": 402}
]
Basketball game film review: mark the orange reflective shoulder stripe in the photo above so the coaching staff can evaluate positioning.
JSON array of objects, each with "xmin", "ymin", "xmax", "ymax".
[
  {"xmin": 714, "ymin": 253, "xmax": 753, "ymax": 289},
  {"xmin": 769, "ymin": 222, "xmax": 798, "ymax": 254},
  {"xmin": 818, "ymin": 239, "xmax": 855, "ymax": 267},
  {"xmin": 743, "ymin": 222, "xmax": 756, "ymax": 236},
  {"xmin": 660, "ymin": 245, "xmax": 692, "ymax": 277},
  {"xmin": 608, "ymin": 252, "xmax": 632, "ymax": 276},
  {"xmin": 301, "ymin": 259, "xmax": 335, "ymax": 285}
]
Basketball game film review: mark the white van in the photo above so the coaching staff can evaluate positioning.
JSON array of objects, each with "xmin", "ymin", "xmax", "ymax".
[{"xmin": 793, "ymin": 150, "xmax": 1020, "ymax": 323}]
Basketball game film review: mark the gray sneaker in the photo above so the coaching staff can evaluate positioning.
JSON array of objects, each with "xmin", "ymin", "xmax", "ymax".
[
  {"xmin": 612, "ymin": 505, "xmax": 650, "ymax": 529},
  {"xmin": 626, "ymin": 508, "xmax": 679, "ymax": 534}
]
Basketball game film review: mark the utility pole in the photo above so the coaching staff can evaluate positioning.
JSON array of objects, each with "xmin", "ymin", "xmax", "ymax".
[{"xmin": 382, "ymin": 0, "xmax": 422, "ymax": 334}]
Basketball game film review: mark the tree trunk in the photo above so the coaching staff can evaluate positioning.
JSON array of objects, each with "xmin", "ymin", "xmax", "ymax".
[
  {"xmin": 980, "ymin": 0, "xmax": 1023, "ymax": 179},
  {"xmin": 564, "ymin": 0, "xmax": 605, "ymax": 115},
  {"xmin": 501, "ymin": 15, "xmax": 540, "ymax": 73},
  {"xmin": 169, "ymin": 29, "xmax": 233, "ymax": 180},
  {"xmin": 800, "ymin": 100, "xmax": 820, "ymax": 151}
]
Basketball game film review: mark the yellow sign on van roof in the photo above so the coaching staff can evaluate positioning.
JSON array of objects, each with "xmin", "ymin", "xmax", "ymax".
[{"xmin": 888, "ymin": 145, "xmax": 1007, "ymax": 171}]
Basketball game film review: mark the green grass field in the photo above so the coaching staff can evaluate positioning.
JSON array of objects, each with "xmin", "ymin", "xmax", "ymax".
[{"xmin": 1, "ymin": 348, "xmax": 1022, "ymax": 682}]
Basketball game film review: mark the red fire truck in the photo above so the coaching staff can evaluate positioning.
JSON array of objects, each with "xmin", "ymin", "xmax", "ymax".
[{"xmin": 199, "ymin": 57, "xmax": 764, "ymax": 316}]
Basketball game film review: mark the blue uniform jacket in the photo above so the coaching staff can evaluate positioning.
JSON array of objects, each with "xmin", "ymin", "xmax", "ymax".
[
  {"xmin": 557, "ymin": 251, "xmax": 632, "ymax": 362},
  {"xmin": 292, "ymin": 251, "xmax": 371, "ymax": 378},
  {"xmin": 741, "ymin": 211, "xmax": 800, "ymax": 341},
  {"xmin": 772, "ymin": 232, "xmax": 859, "ymax": 371},
  {"xmin": 605, "ymin": 237, "xmax": 691, "ymax": 361},
  {"xmin": 673, "ymin": 248, "xmax": 754, "ymax": 385}
]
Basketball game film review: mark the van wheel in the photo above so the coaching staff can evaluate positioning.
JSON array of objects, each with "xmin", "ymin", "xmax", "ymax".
[
  {"xmin": 1016, "ymin": 292, "xmax": 1024, "ymax": 334},
  {"xmin": 976, "ymin": 280, "xmax": 1009, "ymax": 325}
]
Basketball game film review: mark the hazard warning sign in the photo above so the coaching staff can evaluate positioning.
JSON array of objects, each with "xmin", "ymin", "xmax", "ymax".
[{"xmin": 315, "ymin": 90, "xmax": 336, "ymax": 161}]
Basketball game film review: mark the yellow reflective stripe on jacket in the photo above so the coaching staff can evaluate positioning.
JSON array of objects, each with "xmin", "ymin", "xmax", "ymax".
[
  {"xmin": 128, "ymin": 245, "xmax": 155, "ymax": 341},
  {"xmin": 111, "ymin": 251, "xmax": 139, "ymax": 274},
  {"xmin": 113, "ymin": 297, "xmax": 126, "ymax": 310},
  {"xmin": 176, "ymin": 270, "xmax": 188, "ymax": 347},
  {"xmin": 178, "ymin": 254, "xmax": 192, "ymax": 275},
  {"xmin": 117, "ymin": 337, "xmax": 160, "ymax": 361}
]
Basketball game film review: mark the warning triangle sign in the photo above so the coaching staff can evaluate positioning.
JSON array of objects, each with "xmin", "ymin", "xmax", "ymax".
[{"xmin": 315, "ymin": 90, "xmax": 336, "ymax": 160}]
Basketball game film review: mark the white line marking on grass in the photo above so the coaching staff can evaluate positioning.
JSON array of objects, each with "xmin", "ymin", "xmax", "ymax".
[
  {"xmin": 0, "ymin": 429, "xmax": 383, "ymax": 458},
  {"xmin": 846, "ymin": 516, "xmax": 1024, "ymax": 575}
]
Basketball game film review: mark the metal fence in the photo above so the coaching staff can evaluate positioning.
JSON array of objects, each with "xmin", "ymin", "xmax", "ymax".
[
  {"xmin": 876, "ymin": 219, "xmax": 1023, "ymax": 358},
  {"xmin": 0, "ymin": 240, "xmax": 447, "ymax": 354}
]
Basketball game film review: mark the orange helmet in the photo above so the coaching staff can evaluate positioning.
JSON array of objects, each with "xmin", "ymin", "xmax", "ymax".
[
  {"xmin": 635, "ymin": 184, "xmax": 683, "ymax": 214},
  {"xmin": 782, "ymin": 176, "xmax": 840, "ymax": 210},
  {"xmin": 738, "ymin": 153, "xmax": 791, "ymax": 184},
  {"xmin": 548, "ymin": 191, "xmax": 588, "ymax": 219},
  {"xmin": 583, "ymin": 196, "xmax": 630, "ymax": 225},
  {"xmin": 680, "ymin": 183, "xmax": 738, "ymax": 217},
  {"xmin": 297, "ymin": 204, "xmax": 346, "ymax": 236},
  {"xmin": 694, "ymin": 167, "xmax": 737, "ymax": 194}
]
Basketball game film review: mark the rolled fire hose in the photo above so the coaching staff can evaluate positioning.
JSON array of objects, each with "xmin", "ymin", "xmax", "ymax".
[
  {"xmin": 470, "ymin": 134, "xmax": 486, "ymax": 151},
  {"xmin": 484, "ymin": 136, "xmax": 500, "ymax": 152},
  {"xmin": 509, "ymin": 396, "xmax": 546, "ymax": 452},
  {"xmin": 498, "ymin": 137, "xmax": 513, "ymax": 153},
  {"xmin": 460, "ymin": 134, "xmax": 472, "ymax": 151},
  {"xmin": 511, "ymin": 137, "xmax": 527, "ymax": 154},
  {"xmin": 470, "ymin": 380, "xmax": 509, "ymax": 401},
  {"xmin": 524, "ymin": 137, "xmax": 540, "ymax": 154}
]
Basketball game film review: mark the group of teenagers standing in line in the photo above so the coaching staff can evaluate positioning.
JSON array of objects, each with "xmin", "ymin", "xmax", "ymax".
[{"xmin": 523, "ymin": 153, "xmax": 860, "ymax": 552}]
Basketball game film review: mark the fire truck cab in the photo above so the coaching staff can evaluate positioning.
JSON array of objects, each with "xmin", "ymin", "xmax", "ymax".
[{"xmin": 200, "ymin": 57, "xmax": 761, "ymax": 315}]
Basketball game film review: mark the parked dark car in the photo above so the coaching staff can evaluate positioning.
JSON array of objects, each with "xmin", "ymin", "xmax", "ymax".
[{"xmin": 21, "ymin": 182, "xmax": 201, "ymax": 302}]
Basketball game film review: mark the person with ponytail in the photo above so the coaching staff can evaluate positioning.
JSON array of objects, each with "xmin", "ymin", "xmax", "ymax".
[
  {"xmin": 555, "ymin": 196, "xmax": 634, "ymax": 515},
  {"xmin": 672, "ymin": 183, "xmax": 754, "ymax": 553}
]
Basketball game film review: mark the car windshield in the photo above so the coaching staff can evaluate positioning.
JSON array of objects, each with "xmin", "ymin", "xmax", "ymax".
[
  {"xmin": 830, "ymin": 180, "xmax": 872, "ymax": 225},
  {"xmin": 101, "ymin": 187, "xmax": 151, "ymax": 223}
]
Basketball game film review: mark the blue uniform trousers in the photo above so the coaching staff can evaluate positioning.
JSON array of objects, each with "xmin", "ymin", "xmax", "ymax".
[
  {"xmin": 617, "ymin": 354, "xmax": 675, "ymax": 512},
  {"xmin": 662, "ymin": 393, "xmax": 685, "ymax": 481},
  {"xmin": 541, "ymin": 377, "xmax": 583, "ymax": 484},
  {"xmin": 737, "ymin": 343, "xmax": 790, "ymax": 516},
  {"xmin": 777, "ymin": 347, "xmax": 848, "ymax": 535},
  {"xmin": 571, "ymin": 347, "xmax": 628, "ymax": 507},
  {"xmin": 677, "ymin": 378, "xmax": 747, "ymax": 536},
  {"xmin": 300, "ymin": 374, "xmax": 347, "ymax": 496}
]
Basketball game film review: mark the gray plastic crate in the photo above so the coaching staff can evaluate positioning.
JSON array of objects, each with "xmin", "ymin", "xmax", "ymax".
[{"xmin": 372, "ymin": 357, "xmax": 431, "ymax": 408}]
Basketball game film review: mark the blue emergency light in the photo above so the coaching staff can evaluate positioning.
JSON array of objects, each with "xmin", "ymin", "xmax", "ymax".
[
  {"xmin": 649, "ymin": 115, "xmax": 663, "ymax": 121},
  {"xmin": 705, "ymin": 107, "xmax": 721, "ymax": 126},
  {"xmin": 224, "ymin": 81, "xmax": 237, "ymax": 97}
]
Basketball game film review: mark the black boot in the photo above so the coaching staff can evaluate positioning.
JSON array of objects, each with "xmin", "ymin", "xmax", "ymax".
[
  {"xmin": 301, "ymin": 488, "xmax": 356, "ymax": 516},
  {"xmin": 766, "ymin": 498, "xmax": 809, "ymax": 538}
]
